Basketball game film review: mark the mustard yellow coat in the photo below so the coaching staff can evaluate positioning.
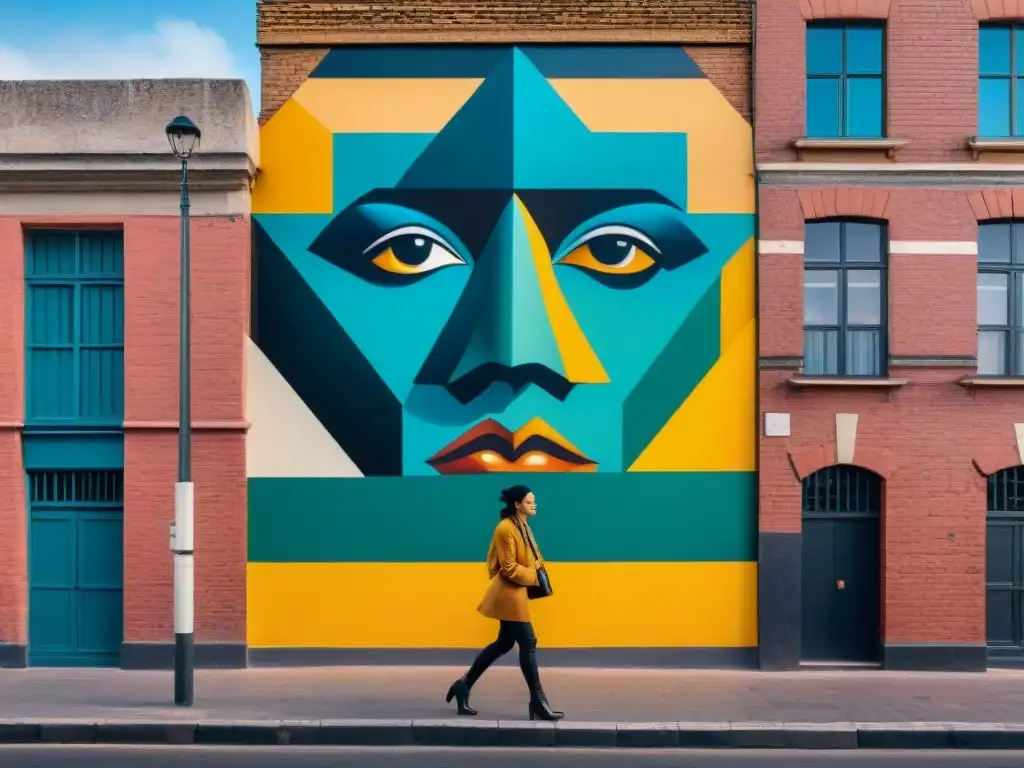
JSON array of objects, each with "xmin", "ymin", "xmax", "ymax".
[{"xmin": 477, "ymin": 516, "xmax": 543, "ymax": 623}]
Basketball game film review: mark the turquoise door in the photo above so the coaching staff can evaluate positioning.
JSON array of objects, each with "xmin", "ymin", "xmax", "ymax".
[{"xmin": 28, "ymin": 470, "xmax": 124, "ymax": 667}]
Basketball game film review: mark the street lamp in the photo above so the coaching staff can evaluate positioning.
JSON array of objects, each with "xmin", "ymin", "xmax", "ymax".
[{"xmin": 165, "ymin": 115, "xmax": 200, "ymax": 708}]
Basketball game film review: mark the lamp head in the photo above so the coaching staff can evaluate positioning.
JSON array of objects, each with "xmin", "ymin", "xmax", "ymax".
[{"xmin": 165, "ymin": 115, "xmax": 201, "ymax": 159}]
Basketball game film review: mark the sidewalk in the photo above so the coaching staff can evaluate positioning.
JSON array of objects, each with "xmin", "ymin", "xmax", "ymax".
[{"xmin": 4, "ymin": 666, "xmax": 1024, "ymax": 749}]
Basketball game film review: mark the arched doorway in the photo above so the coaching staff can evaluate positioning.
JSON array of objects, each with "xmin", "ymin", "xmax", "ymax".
[
  {"xmin": 801, "ymin": 465, "xmax": 882, "ymax": 663},
  {"xmin": 986, "ymin": 466, "xmax": 1024, "ymax": 664}
]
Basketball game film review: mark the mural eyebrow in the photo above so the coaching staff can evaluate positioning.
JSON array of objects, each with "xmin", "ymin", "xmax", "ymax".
[
  {"xmin": 354, "ymin": 189, "xmax": 511, "ymax": 258},
  {"xmin": 514, "ymin": 190, "xmax": 671, "ymax": 252}
]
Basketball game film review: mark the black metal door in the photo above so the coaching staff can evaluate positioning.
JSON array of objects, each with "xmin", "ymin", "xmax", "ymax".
[
  {"xmin": 801, "ymin": 466, "xmax": 882, "ymax": 663},
  {"xmin": 987, "ymin": 467, "xmax": 1024, "ymax": 664}
]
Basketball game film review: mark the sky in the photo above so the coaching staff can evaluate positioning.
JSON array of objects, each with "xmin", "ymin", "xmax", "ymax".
[{"xmin": 0, "ymin": 0, "xmax": 260, "ymax": 108}]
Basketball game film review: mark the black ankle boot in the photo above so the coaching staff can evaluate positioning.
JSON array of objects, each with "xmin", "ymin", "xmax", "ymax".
[
  {"xmin": 445, "ymin": 677, "xmax": 478, "ymax": 716},
  {"xmin": 527, "ymin": 692, "xmax": 564, "ymax": 721}
]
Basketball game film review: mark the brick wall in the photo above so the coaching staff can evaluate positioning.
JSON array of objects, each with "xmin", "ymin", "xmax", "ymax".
[
  {"xmin": 123, "ymin": 214, "xmax": 249, "ymax": 646},
  {"xmin": 258, "ymin": 1, "xmax": 754, "ymax": 123},
  {"xmin": 756, "ymin": 0, "xmax": 1017, "ymax": 658},
  {"xmin": 756, "ymin": 0, "xmax": 980, "ymax": 162},
  {"xmin": 257, "ymin": 0, "xmax": 752, "ymax": 45},
  {"xmin": 0, "ymin": 218, "xmax": 25, "ymax": 653}
]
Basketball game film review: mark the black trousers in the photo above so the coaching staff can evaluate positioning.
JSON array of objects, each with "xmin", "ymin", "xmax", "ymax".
[{"xmin": 464, "ymin": 620, "xmax": 543, "ymax": 694}]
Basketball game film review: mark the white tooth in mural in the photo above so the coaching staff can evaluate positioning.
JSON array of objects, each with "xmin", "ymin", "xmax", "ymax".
[{"xmin": 245, "ymin": 336, "xmax": 364, "ymax": 478}]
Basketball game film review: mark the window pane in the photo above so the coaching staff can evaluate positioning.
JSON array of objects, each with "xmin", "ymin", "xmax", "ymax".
[
  {"xmin": 981, "ymin": 26, "xmax": 1012, "ymax": 74},
  {"xmin": 847, "ymin": 270, "xmax": 881, "ymax": 325},
  {"xmin": 1017, "ymin": 80, "xmax": 1024, "ymax": 136},
  {"xmin": 980, "ymin": 223, "xmax": 1012, "ymax": 263},
  {"xmin": 1018, "ymin": 272, "xmax": 1024, "ymax": 327},
  {"xmin": 846, "ymin": 77, "xmax": 884, "ymax": 137},
  {"xmin": 807, "ymin": 77, "xmax": 841, "ymax": 137},
  {"xmin": 846, "ymin": 329, "xmax": 881, "ymax": 376},
  {"xmin": 1017, "ymin": 27, "xmax": 1024, "ymax": 75},
  {"xmin": 807, "ymin": 27, "xmax": 843, "ymax": 75},
  {"xmin": 1016, "ymin": 330, "xmax": 1024, "ymax": 375},
  {"xmin": 979, "ymin": 330, "xmax": 1007, "ymax": 375},
  {"xmin": 980, "ymin": 78, "xmax": 1012, "ymax": 137},
  {"xmin": 805, "ymin": 221, "xmax": 841, "ymax": 262},
  {"xmin": 846, "ymin": 26, "xmax": 884, "ymax": 75},
  {"xmin": 979, "ymin": 272, "xmax": 1009, "ymax": 325},
  {"xmin": 805, "ymin": 329, "xmax": 839, "ymax": 375},
  {"xmin": 844, "ymin": 222, "xmax": 883, "ymax": 262},
  {"xmin": 1014, "ymin": 225, "xmax": 1024, "ymax": 264},
  {"xmin": 805, "ymin": 269, "xmax": 839, "ymax": 324}
]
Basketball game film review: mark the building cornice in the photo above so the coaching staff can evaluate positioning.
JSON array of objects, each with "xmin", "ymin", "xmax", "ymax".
[
  {"xmin": 0, "ymin": 152, "xmax": 257, "ymax": 194},
  {"xmin": 757, "ymin": 162, "xmax": 1024, "ymax": 187}
]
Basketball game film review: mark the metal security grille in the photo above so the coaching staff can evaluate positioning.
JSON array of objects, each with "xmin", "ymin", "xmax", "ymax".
[
  {"xmin": 989, "ymin": 466, "xmax": 1024, "ymax": 514},
  {"xmin": 28, "ymin": 470, "xmax": 124, "ymax": 506},
  {"xmin": 802, "ymin": 466, "xmax": 881, "ymax": 516}
]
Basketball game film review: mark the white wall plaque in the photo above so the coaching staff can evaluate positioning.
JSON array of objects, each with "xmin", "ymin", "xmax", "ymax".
[{"xmin": 763, "ymin": 412, "xmax": 791, "ymax": 437}]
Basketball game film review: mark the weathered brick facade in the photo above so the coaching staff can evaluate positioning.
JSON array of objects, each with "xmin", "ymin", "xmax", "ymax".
[
  {"xmin": 257, "ymin": 0, "xmax": 753, "ymax": 122},
  {"xmin": 0, "ymin": 79, "xmax": 255, "ymax": 669},
  {"xmin": 757, "ymin": 0, "xmax": 1024, "ymax": 671}
]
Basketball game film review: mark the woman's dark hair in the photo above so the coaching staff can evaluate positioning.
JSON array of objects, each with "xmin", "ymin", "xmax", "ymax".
[{"xmin": 499, "ymin": 485, "xmax": 532, "ymax": 519}]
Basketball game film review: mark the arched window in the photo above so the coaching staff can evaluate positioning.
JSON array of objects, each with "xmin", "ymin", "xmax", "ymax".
[
  {"xmin": 801, "ymin": 465, "xmax": 882, "ymax": 664},
  {"xmin": 802, "ymin": 464, "xmax": 882, "ymax": 515},
  {"xmin": 977, "ymin": 221, "xmax": 1024, "ymax": 376},
  {"xmin": 804, "ymin": 219, "xmax": 888, "ymax": 377},
  {"xmin": 986, "ymin": 465, "xmax": 1024, "ymax": 661}
]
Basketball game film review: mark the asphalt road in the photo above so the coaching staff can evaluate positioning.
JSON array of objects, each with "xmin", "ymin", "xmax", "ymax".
[{"xmin": 3, "ymin": 747, "xmax": 1024, "ymax": 767}]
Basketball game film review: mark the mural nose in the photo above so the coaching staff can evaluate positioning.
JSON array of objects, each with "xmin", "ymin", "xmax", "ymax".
[{"xmin": 416, "ymin": 195, "xmax": 608, "ymax": 404}]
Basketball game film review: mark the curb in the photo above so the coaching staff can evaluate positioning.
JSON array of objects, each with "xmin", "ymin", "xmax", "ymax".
[{"xmin": 4, "ymin": 720, "xmax": 1024, "ymax": 749}]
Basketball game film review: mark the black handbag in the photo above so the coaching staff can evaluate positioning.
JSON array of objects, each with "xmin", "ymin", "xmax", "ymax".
[{"xmin": 512, "ymin": 518, "xmax": 553, "ymax": 600}]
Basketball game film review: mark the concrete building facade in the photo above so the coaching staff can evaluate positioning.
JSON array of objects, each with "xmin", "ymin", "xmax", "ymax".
[{"xmin": 756, "ymin": 0, "xmax": 1024, "ymax": 671}]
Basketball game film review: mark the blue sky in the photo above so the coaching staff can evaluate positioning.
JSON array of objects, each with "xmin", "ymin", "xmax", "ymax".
[{"xmin": 0, "ymin": 0, "xmax": 260, "ymax": 108}]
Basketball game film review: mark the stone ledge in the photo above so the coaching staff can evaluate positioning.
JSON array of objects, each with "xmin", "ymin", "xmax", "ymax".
[
  {"xmin": 5, "ymin": 718, "xmax": 1024, "ymax": 749},
  {"xmin": 0, "ymin": 153, "xmax": 256, "ymax": 194}
]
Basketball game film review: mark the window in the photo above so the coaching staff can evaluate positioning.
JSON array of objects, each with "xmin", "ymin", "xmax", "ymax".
[
  {"xmin": 25, "ymin": 230, "xmax": 125, "ymax": 425},
  {"xmin": 977, "ymin": 221, "xmax": 1024, "ymax": 375},
  {"xmin": 803, "ymin": 220, "xmax": 887, "ymax": 376},
  {"xmin": 979, "ymin": 24, "xmax": 1024, "ymax": 137},
  {"xmin": 806, "ymin": 23, "xmax": 885, "ymax": 138}
]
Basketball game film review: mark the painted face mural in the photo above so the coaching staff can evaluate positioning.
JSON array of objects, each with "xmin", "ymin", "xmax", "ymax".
[
  {"xmin": 252, "ymin": 45, "xmax": 755, "ymax": 479},
  {"xmin": 248, "ymin": 45, "xmax": 757, "ymax": 654}
]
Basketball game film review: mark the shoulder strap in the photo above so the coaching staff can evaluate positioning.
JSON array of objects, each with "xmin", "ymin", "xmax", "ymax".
[{"xmin": 511, "ymin": 517, "xmax": 540, "ymax": 560}]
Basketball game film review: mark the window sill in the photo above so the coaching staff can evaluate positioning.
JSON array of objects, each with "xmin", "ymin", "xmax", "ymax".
[
  {"xmin": 967, "ymin": 136, "xmax": 1024, "ymax": 161},
  {"xmin": 957, "ymin": 376, "xmax": 1024, "ymax": 388},
  {"xmin": 788, "ymin": 375, "xmax": 909, "ymax": 389},
  {"xmin": 792, "ymin": 137, "xmax": 910, "ymax": 161}
]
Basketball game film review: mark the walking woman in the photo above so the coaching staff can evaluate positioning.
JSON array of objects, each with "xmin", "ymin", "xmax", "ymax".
[{"xmin": 445, "ymin": 485, "xmax": 563, "ymax": 721}]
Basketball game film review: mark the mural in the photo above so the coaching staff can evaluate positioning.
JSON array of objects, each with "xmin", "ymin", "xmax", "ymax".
[{"xmin": 247, "ymin": 45, "xmax": 757, "ymax": 657}]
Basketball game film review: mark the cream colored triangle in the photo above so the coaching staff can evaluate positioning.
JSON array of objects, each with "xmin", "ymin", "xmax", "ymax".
[{"xmin": 245, "ymin": 336, "xmax": 363, "ymax": 478}]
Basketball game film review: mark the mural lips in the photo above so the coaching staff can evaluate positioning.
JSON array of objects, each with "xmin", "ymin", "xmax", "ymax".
[{"xmin": 426, "ymin": 417, "xmax": 597, "ymax": 474}]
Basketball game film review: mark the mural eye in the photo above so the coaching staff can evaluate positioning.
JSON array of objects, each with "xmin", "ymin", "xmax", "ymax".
[
  {"xmin": 556, "ymin": 225, "xmax": 659, "ymax": 276},
  {"xmin": 364, "ymin": 226, "xmax": 467, "ymax": 276}
]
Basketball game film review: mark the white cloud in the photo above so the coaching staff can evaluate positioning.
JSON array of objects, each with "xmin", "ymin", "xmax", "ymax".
[{"xmin": 0, "ymin": 19, "xmax": 239, "ymax": 80}]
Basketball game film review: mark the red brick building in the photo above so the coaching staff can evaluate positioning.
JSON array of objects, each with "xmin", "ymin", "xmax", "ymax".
[
  {"xmin": 0, "ymin": 80, "xmax": 255, "ymax": 669},
  {"xmin": 757, "ymin": 0, "xmax": 1024, "ymax": 671}
]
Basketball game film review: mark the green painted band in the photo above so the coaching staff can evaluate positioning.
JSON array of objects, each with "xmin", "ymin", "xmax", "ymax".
[{"xmin": 248, "ymin": 472, "xmax": 756, "ymax": 563}]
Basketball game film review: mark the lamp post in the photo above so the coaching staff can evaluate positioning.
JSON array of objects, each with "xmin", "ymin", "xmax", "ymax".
[{"xmin": 165, "ymin": 115, "xmax": 201, "ymax": 708}]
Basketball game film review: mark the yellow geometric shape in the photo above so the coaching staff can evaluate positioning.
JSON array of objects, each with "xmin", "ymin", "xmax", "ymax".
[
  {"xmin": 629, "ymin": 319, "xmax": 756, "ymax": 472},
  {"xmin": 293, "ymin": 78, "xmax": 484, "ymax": 133},
  {"xmin": 720, "ymin": 238, "xmax": 756, "ymax": 349},
  {"xmin": 516, "ymin": 195, "xmax": 609, "ymax": 384},
  {"xmin": 252, "ymin": 99, "xmax": 333, "ymax": 215},
  {"xmin": 247, "ymin": 560, "xmax": 757, "ymax": 649},
  {"xmin": 549, "ymin": 79, "xmax": 754, "ymax": 215}
]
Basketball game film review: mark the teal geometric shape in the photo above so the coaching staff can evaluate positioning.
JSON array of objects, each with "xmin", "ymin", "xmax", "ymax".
[
  {"xmin": 395, "ymin": 48, "xmax": 689, "ymax": 208},
  {"xmin": 621, "ymin": 278, "xmax": 721, "ymax": 469},
  {"xmin": 415, "ymin": 197, "xmax": 566, "ymax": 386}
]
